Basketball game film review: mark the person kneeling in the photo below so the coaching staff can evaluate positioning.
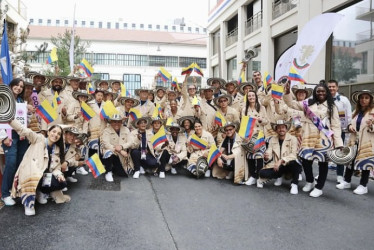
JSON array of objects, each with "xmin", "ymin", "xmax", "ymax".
[{"xmin": 258, "ymin": 120, "xmax": 300, "ymax": 194}]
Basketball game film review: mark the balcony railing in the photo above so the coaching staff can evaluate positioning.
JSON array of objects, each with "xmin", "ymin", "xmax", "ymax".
[
  {"xmin": 226, "ymin": 27, "xmax": 238, "ymax": 47},
  {"xmin": 245, "ymin": 11, "xmax": 262, "ymax": 36},
  {"xmin": 272, "ymin": 0, "xmax": 297, "ymax": 20},
  {"xmin": 356, "ymin": 29, "xmax": 374, "ymax": 44}
]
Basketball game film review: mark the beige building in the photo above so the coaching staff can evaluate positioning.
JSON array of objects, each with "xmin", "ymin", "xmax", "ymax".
[{"xmin": 207, "ymin": 0, "xmax": 373, "ymax": 85}]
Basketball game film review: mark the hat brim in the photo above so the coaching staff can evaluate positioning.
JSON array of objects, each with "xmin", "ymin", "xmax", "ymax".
[
  {"xmin": 177, "ymin": 116, "xmax": 195, "ymax": 127},
  {"xmin": 72, "ymin": 91, "xmax": 94, "ymax": 102},
  {"xmin": 207, "ymin": 78, "xmax": 226, "ymax": 87},
  {"xmin": 219, "ymin": 122, "xmax": 239, "ymax": 133},
  {"xmin": 291, "ymin": 87, "xmax": 313, "ymax": 99},
  {"xmin": 94, "ymin": 80, "xmax": 110, "ymax": 89},
  {"xmin": 118, "ymin": 96, "xmax": 140, "ymax": 107},
  {"xmin": 223, "ymin": 80, "xmax": 238, "ymax": 90},
  {"xmin": 213, "ymin": 94, "xmax": 233, "ymax": 107},
  {"xmin": 238, "ymin": 82, "xmax": 258, "ymax": 95},
  {"xmin": 270, "ymin": 122, "xmax": 292, "ymax": 132},
  {"xmin": 26, "ymin": 72, "xmax": 48, "ymax": 86},
  {"xmin": 166, "ymin": 125, "xmax": 185, "ymax": 133},
  {"xmin": 351, "ymin": 90, "xmax": 374, "ymax": 105},
  {"xmin": 131, "ymin": 117, "xmax": 151, "ymax": 129},
  {"xmin": 105, "ymin": 91, "xmax": 119, "ymax": 100},
  {"xmin": 47, "ymin": 76, "xmax": 67, "ymax": 90},
  {"xmin": 135, "ymin": 89, "xmax": 151, "ymax": 96}
]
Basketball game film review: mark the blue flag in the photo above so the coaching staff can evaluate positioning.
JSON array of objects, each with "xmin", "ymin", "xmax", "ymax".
[{"xmin": 1, "ymin": 21, "xmax": 13, "ymax": 85}]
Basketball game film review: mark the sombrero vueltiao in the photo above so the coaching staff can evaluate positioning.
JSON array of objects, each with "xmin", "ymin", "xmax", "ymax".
[
  {"xmin": 219, "ymin": 121, "xmax": 239, "ymax": 133},
  {"xmin": 118, "ymin": 95, "xmax": 140, "ymax": 107},
  {"xmin": 291, "ymin": 85, "xmax": 313, "ymax": 99},
  {"xmin": 47, "ymin": 76, "xmax": 68, "ymax": 90},
  {"xmin": 94, "ymin": 79, "xmax": 110, "ymax": 89},
  {"xmin": 72, "ymin": 89, "xmax": 94, "ymax": 102},
  {"xmin": 270, "ymin": 120, "xmax": 292, "ymax": 132},
  {"xmin": 223, "ymin": 80, "xmax": 239, "ymax": 90},
  {"xmin": 135, "ymin": 88, "xmax": 151, "ymax": 96},
  {"xmin": 104, "ymin": 88, "xmax": 119, "ymax": 100},
  {"xmin": 213, "ymin": 94, "xmax": 233, "ymax": 107},
  {"xmin": 238, "ymin": 82, "xmax": 258, "ymax": 95},
  {"xmin": 131, "ymin": 117, "xmax": 151, "ymax": 129},
  {"xmin": 25, "ymin": 71, "xmax": 48, "ymax": 86},
  {"xmin": 177, "ymin": 116, "xmax": 195, "ymax": 127},
  {"xmin": 166, "ymin": 122, "xmax": 185, "ymax": 133},
  {"xmin": 351, "ymin": 90, "xmax": 374, "ymax": 105},
  {"xmin": 207, "ymin": 77, "xmax": 226, "ymax": 87}
]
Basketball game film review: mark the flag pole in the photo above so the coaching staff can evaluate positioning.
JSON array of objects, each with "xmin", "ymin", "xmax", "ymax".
[{"xmin": 69, "ymin": 4, "xmax": 76, "ymax": 74}]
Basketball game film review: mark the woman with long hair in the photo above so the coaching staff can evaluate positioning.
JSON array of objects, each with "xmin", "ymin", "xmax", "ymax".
[
  {"xmin": 1, "ymin": 78, "xmax": 31, "ymax": 206},
  {"xmin": 284, "ymin": 81, "xmax": 343, "ymax": 198},
  {"xmin": 336, "ymin": 90, "xmax": 374, "ymax": 195},
  {"xmin": 241, "ymin": 90, "xmax": 268, "ymax": 187},
  {"xmin": 7, "ymin": 119, "xmax": 70, "ymax": 216}
]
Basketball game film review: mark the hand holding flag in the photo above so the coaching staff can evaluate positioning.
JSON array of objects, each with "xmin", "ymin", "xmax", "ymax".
[
  {"xmin": 238, "ymin": 116, "xmax": 257, "ymax": 139},
  {"xmin": 100, "ymin": 101, "xmax": 119, "ymax": 119},
  {"xmin": 158, "ymin": 67, "xmax": 172, "ymax": 82},
  {"xmin": 46, "ymin": 47, "xmax": 58, "ymax": 64},
  {"xmin": 86, "ymin": 153, "xmax": 106, "ymax": 178},
  {"xmin": 36, "ymin": 99, "xmax": 58, "ymax": 124},
  {"xmin": 79, "ymin": 59, "xmax": 94, "ymax": 77},
  {"xmin": 81, "ymin": 101, "xmax": 96, "ymax": 121},
  {"xmin": 271, "ymin": 84, "xmax": 284, "ymax": 100},
  {"xmin": 207, "ymin": 144, "xmax": 221, "ymax": 167},
  {"xmin": 151, "ymin": 126, "xmax": 167, "ymax": 148}
]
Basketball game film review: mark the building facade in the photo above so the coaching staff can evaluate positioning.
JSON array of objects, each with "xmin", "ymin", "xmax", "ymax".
[
  {"xmin": 207, "ymin": 0, "xmax": 373, "ymax": 86},
  {"xmin": 26, "ymin": 20, "xmax": 208, "ymax": 94}
]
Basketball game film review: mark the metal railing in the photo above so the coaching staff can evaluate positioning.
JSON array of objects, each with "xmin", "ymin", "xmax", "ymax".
[
  {"xmin": 356, "ymin": 29, "xmax": 374, "ymax": 44},
  {"xmin": 245, "ymin": 11, "xmax": 262, "ymax": 36},
  {"xmin": 272, "ymin": 0, "xmax": 297, "ymax": 20},
  {"xmin": 226, "ymin": 27, "xmax": 238, "ymax": 47}
]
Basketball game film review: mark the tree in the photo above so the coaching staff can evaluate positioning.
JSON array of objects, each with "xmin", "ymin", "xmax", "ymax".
[
  {"xmin": 48, "ymin": 30, "xmax": 91, "ymax": 76},
  {"xmin": 331, "ymin": 47, "xmax": 360, "ymax": 83}
]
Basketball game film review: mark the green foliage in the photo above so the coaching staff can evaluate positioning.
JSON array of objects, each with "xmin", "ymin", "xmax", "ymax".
[{"xmin": 331, "ymin": 47, "xmax": 360, "ymax": 83}]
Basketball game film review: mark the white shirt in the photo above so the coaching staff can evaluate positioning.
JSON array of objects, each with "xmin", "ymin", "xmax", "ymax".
[{"xmin": 333, "ymin": 93, "xmax": 352, "ymax": 130}]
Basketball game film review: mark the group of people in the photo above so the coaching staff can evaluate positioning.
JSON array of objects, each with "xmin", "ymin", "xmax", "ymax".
[{"xmin": 0, "ymin": 66, "xmax": 373, "ymax": 216}]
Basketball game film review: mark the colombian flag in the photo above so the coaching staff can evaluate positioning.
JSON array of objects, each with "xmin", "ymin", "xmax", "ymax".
[
  {"xmin": 120, "ymin": 83, "xmax": 131, "ymax": 97},
  {"xmin": 191, "ymin": 96, "xmax": 200, "ymax": 106},
  {"xmin": 238, "ymin": 71, "xmax": 245, "ymax": 85},
  {"xmin": 158, "ymin": 67, "xmax": 172, "ymax": 82},
  {"xmin": 100, "ymin": 101, "xmax": 118, "ymax": 119},
  {"xmin": 79, "ymin": 58, "xmax": 94, "ymax": 77},
  {"xmin": 129, "ymin": 108, "xmax": 141, "ymax": 121},
  {"xmin": 87, "ymin": 82, "xmax": 95, "ymax": 94},
  {"xmin": 194, "ymin": 63, "xmax": 204, "ymax": 76},
  {"xmin": 253, "ymin": 130, "xmax": 265, "ymax": 150},
  {"xmin": 46, "ymin": 47, "xmax": 58, "ymax": 64},
  {"xmin": 181, "ymin": 62, "xmax": 195, "ymax": 75},
  {"xmin": 171, "ymin": 77, "xmax": 179, "ymax": 90},
  {"xmin": 166, "ymin": 117, "xmax": 173, "ymax": 126},
  {"xmin": 263, "ymin": 71, "xmax": 273, "ymax": 89},
  {"xmin": 81, "ymin": 101, "xmax": 96, "ymax": 121},
  {"xmin": 189, "ymin": 134, "xmax": 208, "ymax": 150},
  {"xmin": 214, "ymin": 111, "xmax": 226, "ymax": 126},
  {"xmin": 86, "ymin": 153, "xmax": 106, "ymax": 178},
  {"xmin": 151, "ymin": 126, "xmax": 167, "ymax": 148},
  {"xmin": 152, "ymin": 103, "xmax": 163, "ymax": 119},
  {"xmin": 271, "ymin": 84, "xmax": 284, "ymax": 100},
  {"xmin": 238, "ymin": 116, "xmax": 257, "ymax": 139},
  {"xmin": 36, "ymin": 99, "xmax": 58, "ymax": 124},
  {"xmin": 288, "ymin": 66, "xmax": 305, "ymax": 83},
  {"xmin": 207, "ymin": 144, "xmax": 221, "ymax": 167}
]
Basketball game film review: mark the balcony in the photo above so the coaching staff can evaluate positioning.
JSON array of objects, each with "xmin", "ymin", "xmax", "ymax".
[
  {"xmin": 356, "ymin": 6, "xmax": 374, "ymax": 21},
  {"xmin": 245, "ymin": 11, "xmax": 262, "ymax": 36},
  {"xmin": 226, "ymin": 27, "xmax": 238, "ymax": 47},
  {"xmin": 356, "ymin": 29, "xmax": 374, "ymax": 44},
  {"xmin": 272, "ymin": 0, "xmax": 297, "ymax": 20}
]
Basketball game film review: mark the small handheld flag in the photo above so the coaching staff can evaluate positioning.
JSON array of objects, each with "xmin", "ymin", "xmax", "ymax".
[
  {"xmin": 238, "ymin": 116, "xmax": 257, "ymax": 139},
  {"xmin": 171, "ymin": 77, "xmax": 180, "ymax": 91},
  {"xmin": 253, "ymin": 130, "xmax": 265, "ymax": 150},
  {"xmin": 79, "ymin": 59, "xmax": 94, "ymax": 77},
  {"xmin": 129, "ymin": 108, "xmax": 141, "ymax": 121},
  {"xmin": 36, "ymin": 99, "xmax": 58, "ymax": 124},
  {"xmin": 181, "ymin": 63, "xmax": 195, "ymax": 75},
  {"xmin": 166, "ymin": 117, "xmax": 173, "ymax": 126},
  {"xmin": 193, "ymin": 63, "xmax": 204, "ymax": 76},
  {"xmin": 263, "ymin": 71, "xmax": 273, "ymax": 89},
  {"xmin": 191, "ymin": 96, "xmax": 200, "ymax": 106},
  {"xmin": 189, "ymin": 134, "xmax": 208, "ymax": 150},
  {"xmin": 46, "ymin": 47, "xmax": 58, "ymax": 64},
  {"xmin": 238, "ymin": 71, "xmax": 245, "ymax": 85},
  {"xmin": 87, "ymin": 82, "xmax": 95, "ymax": 94},
  {"xmin": 214, "ymin": 111, "xmax": 227, "ymax": 127},
  {"xmin": 271, "ymin": 84, "xmax": 284, "ymax": 100},
  {"xmin": 120, "ymin": 83, "xmax": 131, "ymax": 97},
  {"xmin": 207, "ymin": 144, "xmax": 221, "ymax": 167},
  {"xmin": 86, "ymin": 153, "xmax": 106, "ymax": 178},
  {"xmin": 289, "ymin": 66, "xmax": 305, "ymax": 83},
  {"xmin": 100, "ymin": 101, "xmax": 118, "ymax": 119},
  {"xmin": 158, "ymin": 67, "xmax": 172, "ymax": 82},
  {"xmin": 152, "ymin": 103, "xmax": 163, "ymax": 118},
  {"xmin": 81, "ymin": 101, "xmax": 96, "ymax": 121},
  {"xmin": 151, "ymin": 126, "xmax": 167, "ymax": 148}
]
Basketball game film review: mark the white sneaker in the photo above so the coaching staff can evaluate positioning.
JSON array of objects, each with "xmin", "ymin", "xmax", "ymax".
[
  {"xmin": 226, "ymin": 171, "xmax": 234, "ymax": 180},
  {"xmin": 353, "ymin": 185, "xmax": 368, "ymax": 195},
  {"xmin": 1, "ymin": 196, "xmax": 16, "ymax": 206},
  {"xmin": 105, "ymin": 171, "xmax": 114, "ymax": 182},
  {"xmin": 76, "ymin": 167, "xmax": 88, "ymax": 175},
  {"xmin": 336, "ymin": 181, "xmax": 351, "ymax": 190},
  {"xmin": 245, "ymin": 177, "xmax": 257, "ymax": 186},
  {"xmin": 314, "ymin": 175, "xmax": 319, "ymax": 181},
  {"xmin": 24, "ymin": 205, "xmax": 35, "ymax": 216},
  {"xmin": 88, "ymin": 168, "xmax": 92, "ymax": 173},
  {"xmin": 274, "ymin": 177, "xmax": 283, "ymax": 186},
  {"xmin": 171, "ymin": 167, "xmax": 177, "ymax": 175},
  {"xmin": 336, "ymin": 176, "xmax": 344, "ymax": 184},
  {"xmin": 133, "ymin": 171, "xmax": 140, "ymax": 179},
  {"xmin": 36, "ymin": 191, "xmax": 48, "ymax": 204},
  {"xmin": 67, "ymin": 176, "xmax": 78, "ymax": 183},
  {"xmin": 139, "ymin": 166, "xmax": 145, "ymax": 174},
  {"xmin": 205, "ymin": 169, "xmax": 211, "ymax": 178},
  {"xmin": 298, "ymin": 174, "xmax": 302, "ymax": 181},
  {"xmin": 159, "ymin": 172, "xmax": 165, "ymax": 179},
  {"xmin": 257, "ymin": 179, "xmax": 264, "ymax": 188},
  {"xmin": 290, "ymin": 183, "xmax": 298, "ymax": 195},
  {"xmin": 62, "ymin": 187, "xmax": 68, "ymax": 192},
  {"xmin": 302, "ymin": 182, "xmax": 314, "ymax": 192},
  {"xmin": 309, "ymin": 188, "xmax": 323, "ymax": 198}
]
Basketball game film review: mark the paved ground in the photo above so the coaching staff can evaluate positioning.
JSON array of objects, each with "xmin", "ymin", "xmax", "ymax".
[{"xmin": 1, "ymin": 167, "xmax": 373, "ymax": 250}]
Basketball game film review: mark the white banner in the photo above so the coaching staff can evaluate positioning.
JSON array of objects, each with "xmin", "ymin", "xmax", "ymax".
[{"xmin": 0, "ymin": 103, "xmax": 28, "ymax": 135}]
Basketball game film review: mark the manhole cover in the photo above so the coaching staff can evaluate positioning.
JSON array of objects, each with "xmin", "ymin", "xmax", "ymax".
[{"xmin": 88, "ymin": 176, "xmax": 121, "ymax": 191}]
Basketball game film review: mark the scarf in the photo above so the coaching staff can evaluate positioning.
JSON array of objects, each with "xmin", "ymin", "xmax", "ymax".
[{"xmin": 302, "ymin": 100, "xmax": 334, "ymax": 138}]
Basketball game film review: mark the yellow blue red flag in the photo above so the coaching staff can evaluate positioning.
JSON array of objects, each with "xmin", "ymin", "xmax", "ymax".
[{"xmin": 86, "ymin": 153, "xmax": 106, "ymax": 178}]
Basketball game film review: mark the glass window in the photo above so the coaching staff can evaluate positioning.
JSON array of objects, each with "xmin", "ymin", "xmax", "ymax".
[
  {"xmin": 47, "ymin": 19, "xmax": 51, "ymax": 26},
  {"xmin": 82, "ymin": 21, "xmax": 86, "ymax": 27},
  {"xmin": 156, "ymin": 25, "xmax": 160, "ymax": 30},
  {"xmin": 179, "ymin": 57, "xmax": 207, "ymax": 68},
  {"xmin": 132, "ymin": 23, "xmax": 136, "ymax": 28},
  {"xmin": 212, "ymin": 30, "xmax": 220, "ymax": 55},
  {"xmin": 188, "ymin": 27, "xmax": 192, "ymax": 32},
  {"xmin": 56, "ymin": 20, "xmax": 60, "ymax": 26},
  {"xmin": 38, "ymin": 19, "xmax": 42, "ymax": 24},
  {"xmin": 99, "ymin": 22, "xmax": 102, "ymax": 28},
  {"xmin": 213, "ymin": 65, "xmax": 219, "ymax": 77},
  {"xmin": 164, "ymin": 25, "xmax": 168, "ymax": 30},
  {"xmin": 90, "ymin": 21, "xmax": 94, "ymax": 28},
  {"xmin": 92, "ymin": 73, "xmax": 110, "ymax": 81},
  {"xmin": 30, "ymin": 19, "xmax": 34, "ymax": 24},
  {"xmin": 172, "ymin": 26, "xmax": 176, "ymax": 31},
  {"xmin": 331, "ymin": 0, "xmax": 373, "ymax": 84},
  {"xmin": 140, "ymin": 24, "xmax": 144, "ymax": 29},
  {"xmin": 227, "ymin": 57, "xmax": 237, "ymax": 81},
  {"xmin": 123, "ymin": 74, "xmax": 142, "ymax": 96},
  {"xmin": 124, "ymin": 23, "xmax": 128, "ymax": 28},
  {"xmin": 148, "ymin": 24, "xmax": 152, "ymax": 30},
  {"xmin": 196, "ymin": 27, "xmax": 200, "ymax": 33},
  {"xmin": 115, "ymin": 22, "xmax": 119, "ymax": 29},
  {"xmin": 64, "ymin": 20, "xmax": 68, "ymax": 26},
  {"xmin": 107, "ymin": 22, "xmax": 111, "ymax": 29}
]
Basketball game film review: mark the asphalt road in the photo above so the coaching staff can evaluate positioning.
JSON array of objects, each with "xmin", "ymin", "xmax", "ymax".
[{"xmin": 1, "ymin": 167, "xmax": 373, "ymax": 250}]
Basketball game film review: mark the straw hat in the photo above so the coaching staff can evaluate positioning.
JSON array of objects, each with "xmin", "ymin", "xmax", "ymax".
[
  {"xmin": 94, "ymin": 79, "xmax": 110, "ymax": 89},
  {"xmin": 291, "ymin": 85, "xmax": 313, "ymax": 99},
  {"xmin": 351, "ymin": 90, "xmax": 374, "ymax": 105},
  {"xmin": 177, "ymin": 116, "xmax": 195, "ymax": 127},
  {"xmin": 25, "ymin": 71, "xmax": 48, "ymax": 86},
  {"xmin": 72, "ymin": 89, "xmax": 94, "ymax": 102},
  {"xmin": 135, "ymin": 87, "xmax": 151, "ymax": 96},
  {"xmin": 131, "ymin": 117, "xmax": 151, "ymax": 129},
  {"xmin": 207, "ymin": 77, "xmax": 226, "ymax": 87},
  {"xmin": 270, "ymin": 120, "xmax": 292, "ymax": 132},
  {"xmin": 223, "ymin": 80, "xmax": 238, "ymax": 90},
  {"xmin": 64, "ymin": 126, "xmax": 80, "ymax": 135},
  {"xmin": 104, "ymin": 88, "xmax": 119, "ymax": 100},
  {"xmin": 238, "ymin": 82, "xmax": 258, "ymax": 95},
  {"xmin": 47, "ymin": 76, "xmax": 68, "ymax": 90},
  {"xmin": 118, "ymin": 96, "xmax": 140, "ymax": 107},
  {"xmin": 166, "ymin": 122, "xmax": 185, "ymax": 133},
  {"xmin": 219, "ymin": 121, "xmax": 239, "ymax": 133},
  {"xmin": 213, "ymin": 94, "xmax": 233, "ymax": 107}
]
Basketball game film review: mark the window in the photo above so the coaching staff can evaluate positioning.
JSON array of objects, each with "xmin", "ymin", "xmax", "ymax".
[
  {"xmin": 156, "ymin": 25, "xmax": 160, "ymax": 30},
  {"xmin": 132, "ymin": 23, "xmax": 136, "ymax": 28},
  {"xmin": 117, "ymin": 54, "xmax": 148, "ymax": 66},
  {"xmin": 212, "ymin": 65, "xmax": 219, "ymax": 77},
  {"xmin": 123, "ymin": 74, "xmax": 141, "ymax": 96},
  {"xmin": 195, "ymin": 27, "xmax": 200, "ymax": 33},
  {"xmin": 47, "ymin": 19, "xmax": 51, "ymax": 26},
  {"xmin": 99, "ymin": 22, "xmax": 103, "ymax": 28},
  {"xmin": 212, "ymin": 30, "xmax": 220, "ymax": 55},
  {"xmin": 38, "ymin": 19, "xmax": 42, "ymax": 24},
  {"xmin": 172, "ymin": 26, "xmax": 176, "ymax": 31},
  {"xmin": 188, "ymin": 27, "xmax": 192, "ymax": 32},
  {"xmin": 82, "ymin": 21, "xmax": 86, "ymax": 27},
  {"xmin": 90, "ymin": 21, "xmax": 94, "ymax": 28},
  {"xmin": 227, "ymin": 57, "xmax": 237, "ymax": 81},
  {"xmin": 56, "ymin": 20, "xmax": 60, "ymax": 26},
  {"xmin": 64, "ymin": 20, "xmax": 68, "ymax": 26},
  {"xmin": 115, "ymin": 22, "xmax": 119, "ymax": 29},
  {"xmin": 140, "ymin": 24, "xmax": 144, "ymax": 29},
  {"xmin": 74, "ymin": 20, "xmax": 77, "ymax": 25},
  {"xmin": 107, "ymin": 22, "xmax": 111, "ymax": 29},
  {"xmin": 179, "ymin": 57, "xmax": 207, "ymax": 68},
  {"xmin": 180, "ymin": 26, "xmax": 184, "ymax": 31},
  {"xmin": 362, "ymin": 52, "xmax": 368, "ymax": 74},
  {"xmin": 149, "ymin": 56, "xmax": 178, "ymax": 67},
  {"xmin": 124, "ymin": 23, "xmax": 128, "ymax": 29},
  {"xmin": 26, "ymin": 51, "xmax": 49, "ymax": 63},
  {"xmin": 92, "ymin": 73, "xmax": 110, "ymax": 81},
  {"xmin": 148, "ymin": 24, "xmax": 152, "ymax": 30},
  {"xmin": 94, "ymin": 53, "xmax": 116, "ymax": 65},
  {"xmin": 164, "ymin": 25, "xmax": 168, "ymax": 31},
  {"xmin": 29, "ymin": 19, "xmax": 34, "ymax": 24}
]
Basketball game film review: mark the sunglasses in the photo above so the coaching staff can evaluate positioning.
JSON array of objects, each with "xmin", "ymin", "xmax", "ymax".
[{"xmin": 219, "ymin": 99, "xmax": 228, "ymax": 103}]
